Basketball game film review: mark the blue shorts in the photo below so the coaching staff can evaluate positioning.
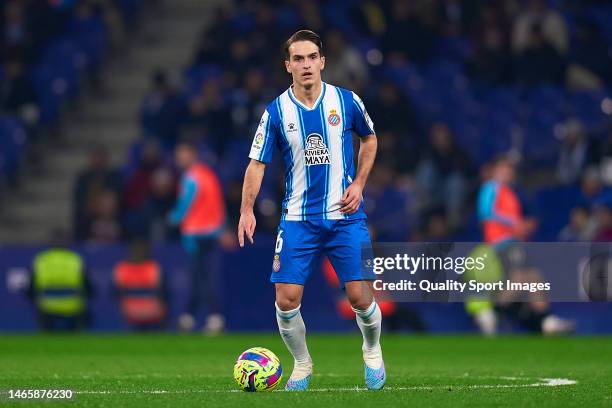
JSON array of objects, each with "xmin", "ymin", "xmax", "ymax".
[{"xmin": 270, "ymin": 218, "xmax": 375, "ymax": 287}]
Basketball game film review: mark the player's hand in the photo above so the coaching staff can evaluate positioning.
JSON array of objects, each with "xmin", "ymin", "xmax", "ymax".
[
  {"xmin": 340, "ymin": 182, "xmax": 363, "ymax": 214},
  {"xmin": 238, "ymin": 211, "xmax": 256, "ymax": 247}
]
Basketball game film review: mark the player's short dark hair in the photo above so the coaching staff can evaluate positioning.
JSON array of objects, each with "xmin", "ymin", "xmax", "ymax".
[{"xmin": 284, "ymin": 30, "xmax": 323, "ymax": 60}]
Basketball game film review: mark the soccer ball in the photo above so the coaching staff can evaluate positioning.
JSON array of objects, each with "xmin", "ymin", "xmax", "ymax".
[{"xmin": 233, "ymin": 347, "xmax": 283, "ymax": 392}]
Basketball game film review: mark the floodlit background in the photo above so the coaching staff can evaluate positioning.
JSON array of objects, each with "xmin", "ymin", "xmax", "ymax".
[{"xmin": 0, "ymin": 0, "xmax": 611, "ymax": 333}]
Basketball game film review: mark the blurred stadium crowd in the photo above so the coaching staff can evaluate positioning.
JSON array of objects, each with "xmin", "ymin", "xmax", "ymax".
[
  {"xmin": 0, "ymin": 0, "xmax": 141, "ymax": 179},
  {"xmin": 2, "ymin": 0, "xmax": 612, "ymax": 245}
]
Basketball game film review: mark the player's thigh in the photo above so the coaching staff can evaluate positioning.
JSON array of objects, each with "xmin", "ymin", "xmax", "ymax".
[
  {"xmin": 270, "ymin": 220, "xmax": 324, "ymax": 287},
  {"xmin": 324, "ymin": 219, "xmax": 375, "ymax": 288}
]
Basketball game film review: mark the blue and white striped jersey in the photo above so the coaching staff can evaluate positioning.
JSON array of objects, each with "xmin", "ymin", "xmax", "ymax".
[{"xmin": 249, "ymin": 82, "xmax": 375, "ymax": 221}]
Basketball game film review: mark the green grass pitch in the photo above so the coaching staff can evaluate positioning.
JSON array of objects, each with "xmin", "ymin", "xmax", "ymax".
[{"xmin": 0, "ymin": 334, "xmax": 610, "ymax": 407}]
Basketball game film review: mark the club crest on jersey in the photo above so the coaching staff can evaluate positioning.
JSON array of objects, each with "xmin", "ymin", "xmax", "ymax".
[
  {"xmin": 304, "ymin": 133, "xmax": 330, "ymax": 166},
  {"xmin": 328, "ymin": 109, "xmax": 341, "ymax": 126},
  {"xmin": 273, "ymin": 254, "xmax": 281, "ymax": 272}
]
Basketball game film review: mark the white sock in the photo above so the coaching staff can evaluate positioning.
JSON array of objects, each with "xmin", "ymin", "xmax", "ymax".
[
  {"xmin": 276, "ymin": 303, "xmax": 312, "ymax": 379},
  {"xmin": 352, "ymin": 301, "xmax": 383, "ymax": 368}
]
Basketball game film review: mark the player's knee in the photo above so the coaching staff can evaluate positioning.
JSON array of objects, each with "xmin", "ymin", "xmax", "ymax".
[
  {"xmin": 275, "ymin": 284, "xmax": 303, "ymax": 311},
  {"xmin": 345, "ymin": 282, "xmax": 373, "ymax": 310},
  {"xmin": 347, "ymin": 293, "xmax": 373, "ymax": 311},
  {"xmin": 275, "ymin": 295, "xmax": 301, "ymax": 311}
]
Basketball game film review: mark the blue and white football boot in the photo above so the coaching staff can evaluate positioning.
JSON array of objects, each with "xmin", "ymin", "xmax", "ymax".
[
  {"xmin": 364, "ymin": 347, "xmax": 386, "ymax": 390},
  {"xmin": 285, "ymin": 360, "xmax": 313, "ymax": 391}
]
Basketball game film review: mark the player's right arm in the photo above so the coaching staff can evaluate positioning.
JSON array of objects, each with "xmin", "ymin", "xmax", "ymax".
[
  {"xmin": 238, "ymin": 159, "xmax": 266, "ymax": 247},
  {"xmin": 239, "ymin": 107, "xmax": 278, "ymax": 247}
]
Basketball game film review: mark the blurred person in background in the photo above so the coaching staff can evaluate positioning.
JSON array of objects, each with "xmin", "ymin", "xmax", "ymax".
[
  {"xmin": 296, "ymin": 1, "xmax": 324, "ymax": 34},
  {"xmin": 191, "ymin": 7, "xmax": 231, "ymax": 67},
  {"xmin": 87, "ymin": 188, "xmax": 122, "ymax": 242},
  {"xmin": 322, "ymin": 29, "xmax": 369, "ymax": 92},
  {"xmin": 123, "ymin": 140, "xmax": 163, "ymax": 212},
  {"xmin": 375, "ymin": 130, "xmax": 417, "ymax": 174},
  {"xmin": 368, "ymin": 82, "xmax": 419, "ymax": 175},
  {"xmin": 188, "ymin": 78, "xmax": 232, "ymax": 154},
  {"xmin": 168, "ymin": 141, "xmax": 228, "ymax": 334},
  {"xmin": 1, "ymin": 0, "xmax": 32, "ymax": 62},
  {"xmin": 68, "ymin": 0, "xmax": 110, "ymax": 92},
  {"xmin": 566, "ymin": 18, "xmax": 612, "ymax": 90},
  {"xmin": 95, "ymin": 0, "xmax": 127, "ymax": 51},
  {"xmin": 140, "ymin": 70, "xmax": 185, "ymax": 149},
  {"xmin": 592, "ymin": 195, "xmax": 612, "ymax": 241},
  {"xmin": 381, "ymin": 0, "xmax": 435, "ymax": 64},
  {"xmin": 27, "ymin": 230, "xmax": 92, "ymax": 331},
  {"xmin": 597, "ymin": 125, "xmax": 612, "ymax": 185},
  {"xmin": 556, "ymin": 118, "xmax": 599, "ymax": 185},
  {"xmin": 415, "ymin": 122, "xmax": 471, "ymax": 229},
  {"xmin": 141, "ymin": 167, "xmax": 179, "ymax": 242},
  {"xmin": 477, "ymin": 155, "xmax": 574, "ymax": 335},
  {"xmin": 558, "ymin": 206, "xmax": 598, "ymax": 242},
  {"xmin": 224, "ymin": 37, "xmax": 256, "ymax": 89},
  {"xmin": 121, "ymin": 141, "xmax": 178, "ymax": 241},
  {"xmin": 0, "ymin": 58, "xmax": 39, "ymax": 127},
  {"xmin": 251, "ymin": 2, "xmax": 285, "ymax": 59},
  {"xmin": 512, "ymin": 0, "xmax": 568, "ymax": 56},
  {"xmin": 514, "ymin": 23, "xmax": 566, "ymax": 86},
  {"xmin": 579, "ymin": 168, "xmax": 605, "ymax": 208},
  {"xmin": 368, "ymin": 81, "xmax": 417, "ymax": 148},
  {"xmin": 467, "ymin": 24, "xmax": 513, "ymax": 86},
  {"xmin": 436, "ymin": 0, "xmax": 481, "ymax": 38},
  {"xmin": 113, "ymin": 239, "xmax": 168, "ymax": 330},
  {"xmin": 421, "ymin": 210, "xmax": 455, "ymax": 242},
  {"xmin": 350, "ymin": 0, "xmax": 387, "ymax": 39},
  {"xmin": 471, "ymin": 1, "xmax": 510, "ymax": 45},
  {"xmin": 230, "ymin": 68, "xmax": 275, "ymax": 146},
  {"xmin": 73, "ymin": 144, "xmax": 121, "ymax": 240}
]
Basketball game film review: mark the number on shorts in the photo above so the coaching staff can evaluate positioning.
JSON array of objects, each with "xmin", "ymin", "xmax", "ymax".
[{"xmin": 275, "ymin": 230, "xmax": 284, "ymax": 253}]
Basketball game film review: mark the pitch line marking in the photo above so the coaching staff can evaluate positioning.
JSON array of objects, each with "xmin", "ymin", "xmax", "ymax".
[{"xmin": 74, "ymin": 377, "xmax": 576, "ymax": 394}]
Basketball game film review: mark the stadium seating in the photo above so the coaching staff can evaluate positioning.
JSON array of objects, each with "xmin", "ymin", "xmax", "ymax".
[
  {"xmin": 0, "ymin": 2, "xmax": 142, "ymax": 191},
  {"xmin": 3, "ymin": 0, "xmax": 611, "ymax": 245}
]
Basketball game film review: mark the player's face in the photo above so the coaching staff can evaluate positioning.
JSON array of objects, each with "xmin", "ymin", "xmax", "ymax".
[{"xmin": 285, "ymin": 40, "xmax": 325, "ymax": 88}]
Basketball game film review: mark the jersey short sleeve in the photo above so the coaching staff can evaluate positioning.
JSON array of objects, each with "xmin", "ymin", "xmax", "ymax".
[
  {"xmin": 249, "ymin": 109, "xmax": 278, "ymax": 164},
  {"xmin": 351, "ymin": 91, "xmax": 375, "ymax": 137}
]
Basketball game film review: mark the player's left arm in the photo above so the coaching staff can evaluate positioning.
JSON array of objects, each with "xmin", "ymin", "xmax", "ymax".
[
  {"xmin": 340, "ymin": 134, "xmax": 377, "ymax": 214},
  {"xmin": 341, "ymin": 92, "xmax": 378, "ymax": 214}
]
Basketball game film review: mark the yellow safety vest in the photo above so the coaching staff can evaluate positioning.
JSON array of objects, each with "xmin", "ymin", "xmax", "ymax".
[
  {"xmin": 33, "ymin": 249, "xmax": 85, "ymax": 316},
  {"xmin": 463, "ymin": 244, "xmax": 503, "ymax": 316}
]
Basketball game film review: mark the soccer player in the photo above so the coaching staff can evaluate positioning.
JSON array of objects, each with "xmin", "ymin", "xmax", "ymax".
[{"xmin": 237, "ymin": 30, "xmax": 385, "ymax": 391}]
